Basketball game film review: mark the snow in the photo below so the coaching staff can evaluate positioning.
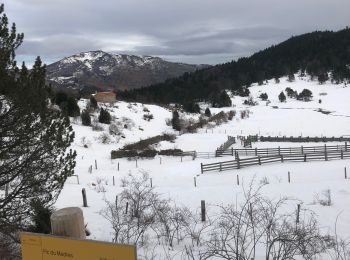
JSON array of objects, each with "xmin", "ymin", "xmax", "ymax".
[{"xmin": 55, "ymin": 76, "xmax": 350, "ymax": 258}]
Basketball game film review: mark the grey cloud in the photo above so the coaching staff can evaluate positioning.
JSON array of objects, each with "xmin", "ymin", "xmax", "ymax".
[{"xmin": 4, "ymin": 0, "xmax": 350, "ymax": 65}]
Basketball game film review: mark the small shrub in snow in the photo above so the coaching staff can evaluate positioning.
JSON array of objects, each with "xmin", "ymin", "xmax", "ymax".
[
  {"xmin": 90, "ymin": 96, "xmax": 98, "ymax": 110},
  {"xmin": 243, "ymin": 96, "xmax": 258, "ymax": 106},
  {"xmin": 98, "ymin": 133, "xmax": 112, "ymax": 144},
  {"xmin": 143, "ymin": 113, "xmax": 154, "ymax": 121},
  {"xmin": 143, "ymin": 106, "xmax": 150, "ymax": 112},
  {"xmin": 315, "ymin": 189, "xmax": 332, "ymax": 206},
  {"xmin": 92, "ymin": 120, "xmax": 104, "ymax": 131},
  {"xmin": 228, "ymin": 110, "xmax": 236, "ymax": 120},
  {"xmin": 240, "ymin": 109, "xmax": 250, "ymax": 119},
  {"xmin": 285, "ymin": 87, "xmax": 298, "ymax": 98},
  {"xmin": 109, "ymin": 123, "xmax": 122, "ymax": 136},
  {"xmin": 260, "ymin": 176, "xmax": 270, "ymax": 185},
  {"xmin": 80, "ymin": 136, "xmax": 91, "ymax": 148}
]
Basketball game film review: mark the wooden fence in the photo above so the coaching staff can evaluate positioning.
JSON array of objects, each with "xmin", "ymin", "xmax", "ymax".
[
  {"xmin": 216, "ymin": 143, "xmax": 349, "ymax": 157},
  {"xmin": 201, "ymin": 150, "xmax": 350, "ymax": 173},
  {"xmin": 215, "ymin": 136, "xmax": 236, "ymax": 157},
  {"xmin": 259, "ymin": 136, "xmax": 350, "ymax": 143}
]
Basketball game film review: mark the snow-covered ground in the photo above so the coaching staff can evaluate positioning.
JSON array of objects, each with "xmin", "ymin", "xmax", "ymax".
[{"xmin": 56, "ymin": 76, "xmax": 350, "ymax": 258}]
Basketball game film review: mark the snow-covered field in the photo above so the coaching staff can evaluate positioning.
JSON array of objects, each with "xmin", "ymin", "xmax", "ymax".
[{"xmin": 56, "ymin": 76, "xmax": 350, "ymax": 259}]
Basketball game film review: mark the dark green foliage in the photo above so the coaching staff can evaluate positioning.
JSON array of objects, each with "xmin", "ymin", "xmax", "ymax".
[
  {"xmin": 90, "ymin": 96, "xmax": 98, "ymax": 110},
  {"xmin": 279, "ymin": 91, "xmax": 286, "ymax": 102},
  {"xmin": 0, "ymin": 4, "xmax": 76, "ymax": 246},
  {"xmin": 285, "ymin": 87, "xmax": 298, "ymax": 98},
  {"xmin": 98, "ymin": 108, "xmax": 111, "ymax": 124},
  {"xmin": 298, "ymin": 89, "xmax": 313, "ymax": 101},
  {"xmin": 205, "ymin": 107, "xmax": 211, "ymax": 117},
  {"xmin": 54, "ymin": 91, "xmax": 80, "ymax": 117},
  {"xmin": 119, "ymin": 28, "xmax": 350, "ymax": 105},
  {"xmin": 287, "ymin": 72, "xmax": 295, "ymax": 82},
  {"xmin": 27, "ymin": 200, "xmax": 54, "ymax": 234},
  {"xmin": 211, "ymin": 91, "xmax": 232, "ymax": 108},
  {"xmin": 172, "ymin": 110, "xmax": 181, "ymax": 131},
  {"xmin": 111, "ymin": 150, "xmax": 138, "ymax": 159},
  {"xmin": 235, "ymin": 87, "xmax": 250, "ymax": 97},
  {"xmin": 318, "ymin": 72, "xmax": 329, "ymax": 84},
  {"xmin": 183, "ymin": 102, "xmax": 200, "ymax": 113},
  {"xmin": 122, "ymin": 134, "xmax": 176, "ymax": 151},
  {"xmin": 259, "ymin": 93, "xmax": 268, "ymax": 101},
  {"xmin": 158, "ymin": 149, "xmax": 184, "ymax": 156},
  {"xmin": 81, "ymin": 109, "xmax": 91, "ymax": 126}
]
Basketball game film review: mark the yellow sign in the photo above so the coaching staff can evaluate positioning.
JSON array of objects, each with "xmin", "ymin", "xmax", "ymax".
[{"xmin": 21, "ymin": 232, "xmax": 137, "ymax": 260}]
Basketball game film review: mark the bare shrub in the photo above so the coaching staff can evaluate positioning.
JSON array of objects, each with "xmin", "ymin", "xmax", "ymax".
[
  {"xmin": 240, "ymin": 109, "xmax": 251, "ymax": 119},
  {"xmin": 314, "ymin": 189, "xmax": 332, "ymax": 206},
  {"xmin": 109, "ymin": 123, "xmax": 123, "ymax": 136},
  {"xmin": 98, "ymin": 132, "xmax": 112, "ymax": 144},
  {"xmin": 143, "ymin": 113, "xmax": 154, "ymax": 121}
]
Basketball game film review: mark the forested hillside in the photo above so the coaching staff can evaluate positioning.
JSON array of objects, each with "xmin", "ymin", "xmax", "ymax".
[{"xmin": 120, "ymin": 28, "xmax": 350, "ymax": 105}]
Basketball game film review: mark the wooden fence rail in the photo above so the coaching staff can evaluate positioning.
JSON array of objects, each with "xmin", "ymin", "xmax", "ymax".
[
  {"xmin": 216, "ymin": 143, "xmax": 348, "ymax": 157},
  {"xmin": 201, "ymin": 150, "xmax": 350, "ymax": 173},
  {"xmin": 259, "ymin": 136, "xmax": 350, "ymax": 143}
]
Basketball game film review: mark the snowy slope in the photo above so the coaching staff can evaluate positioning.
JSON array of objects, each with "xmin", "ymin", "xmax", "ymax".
[{"xmin": 55, "ymin": 76, "xmax": 350, "ymax": 259}]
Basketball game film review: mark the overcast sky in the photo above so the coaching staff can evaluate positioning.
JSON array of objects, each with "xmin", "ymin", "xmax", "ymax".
[{"xmin": 3, "ymin": 0, "xmax": 350, "ymax": 66}]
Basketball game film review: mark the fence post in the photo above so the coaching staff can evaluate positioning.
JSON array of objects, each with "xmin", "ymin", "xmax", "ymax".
[
  {"xmin": 95, "ymin": 159, "xmax": 97, "ymax": 170},
  {"xmin": 201, "ymin": 163, "xmax": 204, "ymax": 174},
  {"xmin": 345, "ymin": 167, "xmax": 347, "ymax": 179},
  {"xmin": 150, "ymin": 178, "xmax": 153, "ymax": 188},
  {"xmin": 281, "ymin": 154, "xmax": 284, "ymax": 163},
  {"xmin": 201, "ymin": 200, "xmax": 206, "ymax": 222},
  {"xmin": 51, "ymin": 207, "xmax": 86, "ymax": 239},
  {"xmin": 296, "ymin": 204, "xmax": 300, "ymax": 224},
  {"xmin": 346, "ymin": 142, "xmax": 348, "ymax": 152},
  {"xmin": 304, "ymin": 154, "xmax": 307, "ymax": 162},
  {"xmin": 232, "ymin": 148, "xmax": 234, "ymax": 156},
  {"xmin": 255, "ymin": 148, "xmax": 258, "ymax": 156},
  {"xmin": 301, "ymin": 145, "xmax": 304, "ymax": 154},
  {"xmin": 118, "ymin": 162, "xmax": 120, "ymax": 171},
  {"xmin": 258, "ymin": 156, "xmax": 261, "ymax": 165},
  {"xmin": 113, "ymin": 176, "xmax": 115, "ymax": 186},
  {"xmin": 136, "ymin": 158, "xmax": 138, "ymax": 167},
  {"xmin": 278, "ymin": 146, "xmax": 281, "ymax": 155},
  {"xmin": 219, "ymin": 163, "xmax": 222, "ymax": 172},
  {"xmin": 82, "ymin": 188, "xmax": 88, "ymax": 207},
  {"xmin": 237, "ymin": 175, "xmax": 240, "ymax": 185},
  {"xmin": 341, "ymin": 150, "xmax": 344, "ymax": 159},
  {"xmin": 237, "ymin": 154, "xmax": 241, "ymax": 169},
  {"xmin": 325, "ymin": 144, "xmax": 328, "ymax": 161},
  {"xmin": 288, "ymin": 171, "xmax": 291, "ymax": 183},
  {"xmin": 194, "ymin": 177, "xmax": 197, "ymax": 187},
  {"xmin": 160, "ymin": 157, "xmax": 162, "ymax": 164}
]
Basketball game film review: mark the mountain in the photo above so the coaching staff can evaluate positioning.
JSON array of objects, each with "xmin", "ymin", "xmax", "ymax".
[
  {"xmin": 46, "ymin": 51, "xmax": 208, "ymax": 95},
  {"xmin": 119, "ymin": 28, "xmax": 350, "ymax": 105}
]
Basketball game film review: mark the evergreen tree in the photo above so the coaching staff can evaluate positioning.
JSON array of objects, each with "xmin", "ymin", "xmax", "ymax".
[
  {"xmin": 259, "ymin": 93, "xmax": 268, "ymax": 101},
  {"xmin": 0, "ymin": 4, "xmax": 76, "ymax": 248},
  {"xmin": 99, "ymin": 108, "xmax": 111, "ymax": 124},
  {"xmin": 297, "ymin": 89, "xmax": 313, "ymax": 101},
  {"xmin": 81, "ymin": 109, "xmax": 91, "ymax": 126},
  {"xmin": 205, "ymin": 107, "xmax": 211, "ymax": 117},
  {"xmin": 278, "ymin": 91, "xmax": 286, "ymax": 102},
  {"xmin": 171, "ymin": 110, "xmax": 181, "ymax": 131}
]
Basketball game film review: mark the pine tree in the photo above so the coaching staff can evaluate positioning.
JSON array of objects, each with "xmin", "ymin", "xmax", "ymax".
[
  {"xmin": 99, "ymin": 108, "xmax": 111, "ymax": 124},
  {"xmin": 278, "ymin": 91, "xmax": 286, "ymax": 102},
  {"xmin": 81, "ymin": 109, "xmax": 91, "ymax": 126},
  {"xmin": 0, "ymin": 4, "xmax": 76, "ymax": 248},
  {"xmin": 205, "ymin": 107, "xmax": 211, "ymax": 117},
  {"xmin": 171, "ymin": 110, "xmax": 181, "ymax": 131}
]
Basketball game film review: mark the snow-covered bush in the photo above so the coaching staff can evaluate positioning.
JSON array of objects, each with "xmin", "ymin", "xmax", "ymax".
[{"xmin": 109, "ymin": 123, "xmax": 123, "ymax": 136}]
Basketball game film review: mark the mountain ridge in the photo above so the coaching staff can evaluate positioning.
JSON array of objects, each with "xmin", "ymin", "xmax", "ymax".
[{"xmin": 46, "ymin": 50, "xmax": 209, "ymax": 95}]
